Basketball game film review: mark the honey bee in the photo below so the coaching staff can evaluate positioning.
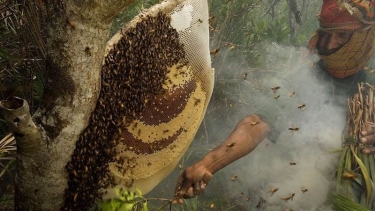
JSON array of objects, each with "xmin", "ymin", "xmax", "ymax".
[
  {"xmin": 198, "ymin": 19, "xmax": 203, "ymax": 23},
  {"xmin": 163, "ymin": 129, "xmax": 169, "ymax": 134},
  {"xmin": 210, "ymin": 48, "xmax": 220, "ymax": 56},
  {"xmin": 230, "ymin": 45, "xmax": 236, "ymax": 50},
  {"xmin": 271, "ymin": 86, "xmax": 280, "ymax": 92},
  {"xmin": 246, "ymin": 197, "xmax": 251, "ymax": 202},
  {"xmin": 242, "ymin": 72, "xmax": 248, "ymax": 80},
  {"xmin": 290, "ymin": 161, "xmax": 296, "ymax": 165},
  {"xmin": 209, "ymin": 16, "xmax": 215, "ymax": 24},
  {"xmin": 298, "ymin": 104, "xmax": 306, "ymax": 110},
  {"xmin": 210, "ymin": 203, "xmax": 215, "ymax": 208},
  {"xmin": 301, "ymin": 188, "xmax": 308, "ymax": 193},
  {"xmin": 289, "ymin": 91, "xmax": 295, "ymax": 97},
  {"xmin": 251, "ymin": 121, "xmax": 259, "ymax": 126},
  {"xmin": 270, "ymin": 188, "xmax": 279, "ymax": 194},
  {"xmin": 73, "ymin": 193, "xmax": 78, "ymax": 202},
  {"xmin": 231, "ymin": 175, "xmax": 238, "ymax": 181},
  {"xmin": 274, "ymin": 95, "xmax": 280, "ymax": 100},
  {"xmin": 226, "ymin": 142, "xmax": 235, "ymax": 147},
  {"xmin": 289, "ymin": 127, "xmax": 299, "ymax": 132},
  {"xmin": 364, "ymin": 66, "xmax": 370, "ymax": 70},
  {"xmin": 256, "ymin": 198, "xmax": 264, "ymax": 208},
  {"xmin": 85, "ymin": 47, "xmax": 92, "ymax": 56},
  {"xmin": 67, "ymin": 19, "xmax": 75, "ymax": 30},
  {"xmin": 370, "ymin": 69, "xmax": 375, "ymax": 74},
  {"xmin": 256, "ymin": 201, "xmax": 262, "ymax": 208},
  {"xmin": 343, "ymin": 172, "xmax": 358, "ymax": 179},
  {"xmin": 281, "ymin": 193, "xmax": 295, "ymax": 201}
]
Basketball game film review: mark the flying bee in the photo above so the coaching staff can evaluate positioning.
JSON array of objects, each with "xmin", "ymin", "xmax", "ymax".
[
  {"xmin": 289, "ymin": 127, "xmax": 299, "ymax": 132},
  {"xmin": 364, "ymin": 66, "xmax": 370, "ymax": 70},
  {"xmin": 210, "ymin": 203, "xmax": 215, "ymax": 208},
  {"xmin": 198, "ymin": 19, "xmax": 203, "ymax": 23},
  {"xmin": 256, "ymin": 198, "xmax": 264, "ymax": 208},
  {"xmin": 271, "ymin": 86, "xmax": 280, "ymax": 92},
  {"xmin": 210, "ymin": 48, "xmax": 219, "ymax": 57},
  {"xmin": 281, "ymin": 193, "xmax": 295, "ymax": 201},
  {"xmin": 289, "ymin": 91, "xmax": 295, "ymax": 97},
  {"xmin": 370, "ymin": 69, "xmax": 375, "ymax": 74},
  {"xmin": 251, "ymin": 121, "xmax": 259, "ymax": 126},
  {"xmin": 242, "ymin": 72, "xmax": 248, "ymax": 80},
  {"xmin": 226, "ymin": 142, "xmax": 235, "ymax": 147},
  {"xmin": 230, "ymin": 45, "xmax": 236, "ymax": 50},
  {"xmin": 270, "ymin": 188, "xmax": 279, "ymax": 194},
  {"xmin": 274, "ymin": 95, "xmax": 280, "ymax": 100},
  {"xmin": 256, "ymin": 200, "xmax": 262, "ymax": 208},
  {"xmin": 301, "ymin": 188, "xmax": 308, "ymax": 193},
  {"xmin": 209, "ymin": 16, "xmax": 215, "ymax": 24},
  {"xmin": 298, "ymin": 104, "xmax": 306, "ymax": 110},
  {"xmin": 343, "ymin": 172, "xmax": 358, "ymax": 179},
  {"xmin": 231, "ymin": 175, "xmax": 237, "ymax": 181},
  {"xmin": 290, "ymin": 161, "xmax": 296, "ymax": 165}
]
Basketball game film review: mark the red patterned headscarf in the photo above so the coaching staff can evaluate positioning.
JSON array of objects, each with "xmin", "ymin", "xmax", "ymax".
[{"xmin": 308, "ymin": 0, "xmax": 375, "ymax": 78}]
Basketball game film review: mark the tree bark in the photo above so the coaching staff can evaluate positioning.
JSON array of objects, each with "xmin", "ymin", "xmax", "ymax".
[{"xmin": 0, "ymin": 0, "xmax": 134, "ymax": 210}]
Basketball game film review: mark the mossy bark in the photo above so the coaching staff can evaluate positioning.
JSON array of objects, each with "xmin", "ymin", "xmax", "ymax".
[{"xmin": 0, "ymin": 0, "xmax": 134, "ymax": 210}]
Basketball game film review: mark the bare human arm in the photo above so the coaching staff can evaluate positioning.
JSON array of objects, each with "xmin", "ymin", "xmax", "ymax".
[{"xmin": 173, "ymin": 114, "xmax": 270, "ymax": 204}]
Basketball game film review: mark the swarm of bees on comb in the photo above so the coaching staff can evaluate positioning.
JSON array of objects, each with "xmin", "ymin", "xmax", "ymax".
[{"xmin": 63, "ymin": 12, "xmax": 186, "ymax": 210}]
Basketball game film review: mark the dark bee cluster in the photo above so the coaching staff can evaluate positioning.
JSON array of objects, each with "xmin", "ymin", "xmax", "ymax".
[{"xmin": 62, "ymin": 12, "xmax": 186, "ymax": 210}]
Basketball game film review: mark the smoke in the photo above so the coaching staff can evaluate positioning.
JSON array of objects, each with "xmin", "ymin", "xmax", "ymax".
[
  {"xmin": 147, "ymin": 43, "xmax": 348, "ymax": 210},
  {"xmin": 198, "ymin": 43, "xmax": 346, "ymax": 211}
]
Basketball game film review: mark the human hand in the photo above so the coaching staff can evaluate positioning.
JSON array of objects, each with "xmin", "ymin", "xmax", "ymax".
[
  {"xmin": 173, "ymin": 163, "xmax": 212, "ymax": 205},
  {"xmin": 360, "ymin": 126, "xmax": 375, "ymax": 154}
]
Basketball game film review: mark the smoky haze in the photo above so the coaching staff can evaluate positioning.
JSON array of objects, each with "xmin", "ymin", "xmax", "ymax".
[{"xmin": 147, "ymin": 43, "xmax": 348, "ymax": 210}]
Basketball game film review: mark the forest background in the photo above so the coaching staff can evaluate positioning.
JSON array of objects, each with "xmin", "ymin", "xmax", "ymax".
[{"xmin": 0, "ymin": 0, "xmax": 328, "ymax": 210}]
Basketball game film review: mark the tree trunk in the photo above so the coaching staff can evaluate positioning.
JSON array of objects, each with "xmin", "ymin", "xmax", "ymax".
[{"xmin": 0, "ymin": 0, "xmax": 134, "ymax": 210}]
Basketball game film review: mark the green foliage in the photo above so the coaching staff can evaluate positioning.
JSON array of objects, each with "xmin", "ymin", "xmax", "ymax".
[
  {"xmin": 264, "ymin": 16, "xmax": 290, "ymax": 43},
  {"xmin": 208, "ymin": 0, "xmax": 321, "ymax": 68},
  {"xmin": 98, "ymin": 188, "xmax": 148, "ymax": 211},
  {"xmin": 329, "ymin": 193, "xmax": 372, "ymax": 211}
]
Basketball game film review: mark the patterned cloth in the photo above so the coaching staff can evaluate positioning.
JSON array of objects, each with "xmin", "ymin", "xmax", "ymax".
[{"xmin": 308, "ymin": 0, "xmax": 375, "ymax": 78}]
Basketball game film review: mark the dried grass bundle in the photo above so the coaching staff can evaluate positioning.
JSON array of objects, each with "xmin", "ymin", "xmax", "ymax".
[{"xmin": 330, "ymin": 83, "xmax": 375, "ymax": 211}]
